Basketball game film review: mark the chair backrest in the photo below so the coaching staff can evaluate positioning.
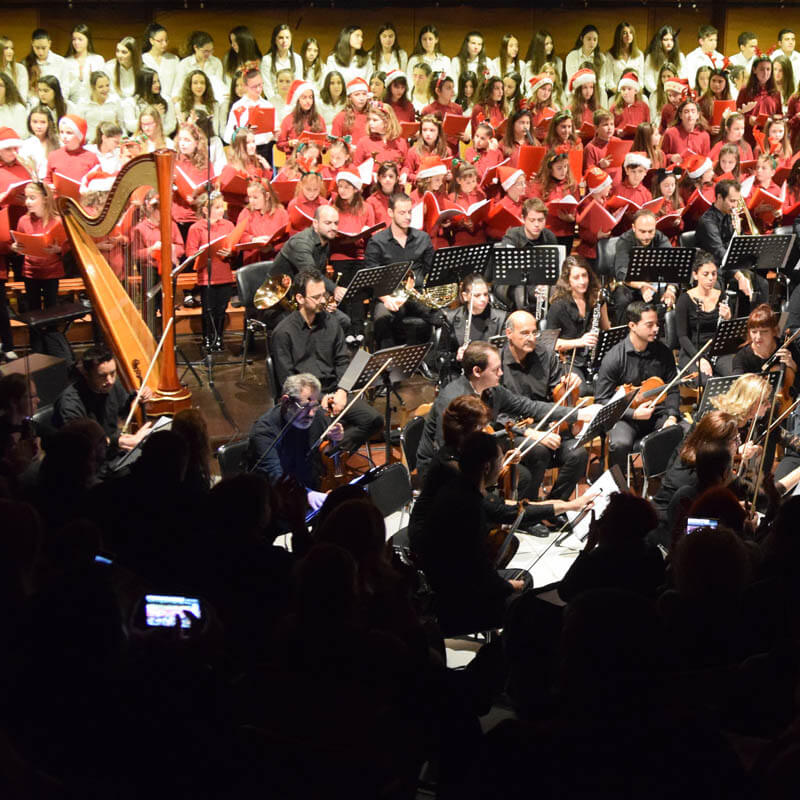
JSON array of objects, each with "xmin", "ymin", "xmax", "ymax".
[
  {"xmin": 216, "ymin": 438, "xmax": 250, "ymax": 480},
  {"xmin": 595, "ymin": 236, "xmax": 618, "ymax": 278},
  {"xmin": 679, "ymin": 231, "xmax": 697, "ymax": 251},
  {"xmin": 265, "ymin": 351, "xmax": 280, "ymax": 402},
  {"xmin": 235, "ymin": 261, "xmax": 274, "ymax": 308},
  {"xmin": 640, "ymin": 424, "xmax": 685, "ymax": 480},
  {"xmin": 366, "ymin": 462, "xmax": 413, "ymax": 517},
  {"xmin": 400, "ymin": 415, "xmax": 425, "ymax": 474}
]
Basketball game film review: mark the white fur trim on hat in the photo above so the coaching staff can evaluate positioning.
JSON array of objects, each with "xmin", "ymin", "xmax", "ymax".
[
  {"xmin": 501, "ymin": 168, "xmax": 525, "ymax": 192},
  {"xmin": 0, "ymin": 127, "xmax": 23, "ymax": 149},
  {"xmin": 385, "ymin": 70, "xmax": 407, "ymax": 86},
  {"xmin": 617, "ymin": 72, "xmax": 640, "ymax": 92},
  {"xmin": 417, "ymin": 159, "xmax": 447, "ymax": 180},
  {"xmin": 346, "ymin": 77, "xmax": 370, "ymax": 95},
  {"xmin": 528, "ymin": 74, "xmax": 554, "ymax": 96},
  {"xmin": 59, "ymin": 114, "xmax": 88, "ymax": 144},
  {"xmin": 686, "ymin": 156, "xmax": 713, "ymax": 180},
  {"xmin": 568, "ymin": 68, "xmax": 596, "ymax": 94},
  {"xmin": 587, "ymin": 174, "xmax": 612, "ymax": 195},
  {"xmin": 623, "ymin": 152, "xmax": 652, "ymax": 170},
  {"xmin": 335, "ymin": 169, "xmax": 362, "ymax": 190},
  {"xmin": 286, "ymin": 79, "xmax": 316, "ymax": 114}
]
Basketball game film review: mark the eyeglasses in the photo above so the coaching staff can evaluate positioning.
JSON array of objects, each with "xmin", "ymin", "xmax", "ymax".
[{"xmin": 293, "ymin": 400, "xmax": 320, "ymax": 413}]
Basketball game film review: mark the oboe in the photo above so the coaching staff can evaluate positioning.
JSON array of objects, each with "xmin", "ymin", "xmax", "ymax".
[{"xmin": 585, "ymin": 301, "xmax": 601, "ymax": 363}]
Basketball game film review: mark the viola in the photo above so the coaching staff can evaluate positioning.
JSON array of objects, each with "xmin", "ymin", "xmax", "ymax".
[
  {"xmin": 623, "ymin": 373, "xmax": 698, "ymax": 409},
  {"xmin": 486, "ymin": 500, "xmax": 526, "ymax": 568}
]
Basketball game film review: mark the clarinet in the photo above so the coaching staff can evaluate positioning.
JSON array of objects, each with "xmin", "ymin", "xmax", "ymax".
[{"xmin": 585, "ymin": 301, "xmax": 601, "ymax": 363}]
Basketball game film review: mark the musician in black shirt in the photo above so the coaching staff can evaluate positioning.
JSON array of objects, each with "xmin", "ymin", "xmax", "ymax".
[
  {"xmin": 270, "ymin": 270, "xmax": 382, "ymax": 453},
  {"xmin": 444, "ymin": 273, "xmax": 507, "ymax": 360},
  {"xmin": 595, "ymin": 301, "xmax": 681, "ymax": 473},
  {"xmin": 364, "ymin": 193, "xmax": 438, "ymax": 351},
  {"xmin": 545, "ymin": 255, "xmax": 611, "ymax": 393},
  {"xmin": 501, "ymin": 310, "xmax": 589, "ymax": 501}
]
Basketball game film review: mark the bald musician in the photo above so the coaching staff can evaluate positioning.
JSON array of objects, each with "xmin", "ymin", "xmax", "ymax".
[{"xmin": 501, "ymin": 310, "xmax": 589, "ymax": 501}]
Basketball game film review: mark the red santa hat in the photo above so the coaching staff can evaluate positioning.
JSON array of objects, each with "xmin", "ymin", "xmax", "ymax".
[
  {"xmin": 80, "ymin": 165, "xmax": 117, "ymax": 195},
  {"xmin": 0, "ymin": 126, "xmax": 23, "ymax": 150},
  {"xmin": 346, "ymin": 77, "xmax": 370, "ymax": 96},
  {"xmin": 683, "ymin": 152, "xmax": 713, "ymax": 180},
  {"xmin": 498, "ymin": 166, "xmax": 525, "ymax": 192},
  {"xmin": 617, "ymin": 72, "xmax": 640, "ymax": 92},
  {"xmin": 528, "ymin": 73, "xmax": 554, "ymax": 96},
  {"xmin": 568, "ymin": 68, "xmax": 596, "ymax": 94},
  {"xmin": 59, "ymin": 114, "xmax": 88, "ymax": 144},
  {"xmin": 285, "ymin": 79, "xmax": 316, "ymax": 114},
  {"xmin": 623, "ymin": 151, "xmax": 652, "ymax": 170},
  {"xmin": 584, "ymin": 166, "xmax": 612, "ymax": 195},
  {"xmin": 417, "ymin": 155, "xmax": 448, "ymax": 180},
  {"xmin": 664, "ymin": 77, "xmax": 689, "ymax": 96},
  {"xmin": 385, "ymin": 70, "xmax": 408, "ymax": 87},
  {"xmin": 335, "ymin": 168, "xmax": 362, "ymax": 191}
]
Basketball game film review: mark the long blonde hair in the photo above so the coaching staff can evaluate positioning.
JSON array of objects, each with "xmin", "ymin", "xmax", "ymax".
[{"xmin": 711, "ymin": 373, "xmax": 771, "ymax": 425}]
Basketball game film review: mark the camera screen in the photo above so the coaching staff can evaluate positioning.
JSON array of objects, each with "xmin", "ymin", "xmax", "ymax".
[
  {"xmin": 144, "ymin": 594, "xmax": 202, "ymax": 629},
  {"xmin": 686, "ymin": 517, "xmax": 718, "ymax": 535}
]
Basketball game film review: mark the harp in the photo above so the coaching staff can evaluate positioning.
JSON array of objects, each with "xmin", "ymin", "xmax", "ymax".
[{"xmin": 57, "ymin": 150, "xmax": 192, "ymax": 416}]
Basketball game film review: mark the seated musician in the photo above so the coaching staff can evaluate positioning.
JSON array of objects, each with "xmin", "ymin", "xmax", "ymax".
[
  {"xmin": 410, "ymin": 394, "xmax": 595, "ymax": 543},
  {"xmin": 695, "ymin": 178, "xmax": 769, "ymax": 313},
  {"xmin": 270, "ymin": 269, "xmax": 382, "ymax": 454},
  {"xmin": 733, "ymin": 303, "xmax": 800, "ymax": 390},
  {"xmin": 445, "ymin": 273, "xmax": 507, "ymax": 361},
  {"xmin": 501, "ymin": 310, "xmax": 589, "ymax": 502},
  {"xmin": 248, "ymin": 372, "xmax": 344, "ymax": 512},
  {"xmin": 674, "ymin": 251, "xmax": 733, "ymax": 383},
  {"xmin": 498, "ymin": 197, "xmax": 558, "ymax": 311},
  {"xmin": 417, "ymin": 340, "xmax": 593, "ymax": 491},
  {"xmin": 269, "ymin": 204, "xmax": 349, "ymax": 327},
  {"xmin": 594, "ymin": 301, "xmax": 681, "ymax": 474},
  {"xmin": 364, "ymin": 192, "xmax": 442, "ymax": 372},
  {"xmin": 413, "ymin": 430, "xmax": 532, "ymax": 636},
  {"xmin": 546, "ymin": 255, "xmax": 611, "ymax": 394},
  {"xmin": 52, "ymin": 345, "xmax": 153, "ymax": 457},
  {"xmin": 611, "ymin": 209, "xmax": 676, "ymax": 327}
]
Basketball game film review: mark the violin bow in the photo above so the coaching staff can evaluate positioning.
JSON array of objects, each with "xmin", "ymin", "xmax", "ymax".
[
  {"xmin": 308, "ymin": 357, "xmax": 394, "ymax": 452},
  {"xmin": 515, "ymin": 398, "xmax": 590, "ymax": 460},
  {"xmin": 760, "ymin": 326, "xmax": 800, "ymax": 372},
  {"xmin": 651, "ymin": 338, "xmax": 712, "ymax": 407},
  {"xmin": 756, "ymin": 398, "xmax": 800, "ymax": 445},
  {"xmin": 737, "ymin": 379, "xmax": 770, "ymax": 478},
  {"xmin": 500, "ymin": 389, "xmax": 575, "ymax": 468},
  {"xmin": 751, "ymin": 367, "xmax": 784, "ymax": 511},
  {"xmin": 121, "ymin": 316, "xmax": 173, "ymax": 435}
]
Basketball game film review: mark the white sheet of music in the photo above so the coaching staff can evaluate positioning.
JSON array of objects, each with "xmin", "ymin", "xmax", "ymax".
[{"xmin": 564, "ymin": 467, "xmax": 627, "ymax": 543}]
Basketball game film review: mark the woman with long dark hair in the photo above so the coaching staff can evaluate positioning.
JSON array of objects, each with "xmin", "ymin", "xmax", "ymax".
[
  {"xmin": 223, "ymin": 25, "xmax": 262, "ymax": 82},
  {"xmin": 261, "ymin": 23, "xmax": 302, "ymax": 98},
  {"xmin": 325, "ymin": 25, "xmax": 370, "ymax": 86}
]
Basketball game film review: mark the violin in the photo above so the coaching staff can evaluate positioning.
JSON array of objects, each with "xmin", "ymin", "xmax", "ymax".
[
  {"xmin": 318, "ymin": 396, "xmax": 359, "ymax": 492},
  {"xmin": 623, "ymin": 373, "xmax": 698, "ymax": 409},
  {"xmin": 552, "ymin": 355, "xmax": 581, "ymax": 434},
  {"xmin": 487, "ymin": 500, "xmax": 526, "ymax": 568},
  {"xmin": 761, "ymin": 327, "xmax": 800, "ymax": 416},
  {"xmin": 497, "ymin": 418, "xmax": 533, "ymax": 500}
]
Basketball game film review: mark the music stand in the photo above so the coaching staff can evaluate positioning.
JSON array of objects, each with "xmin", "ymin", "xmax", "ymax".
[
  {"xmin": 340, "ymin": 261, "xmax": 412, "ymax": 304},
  {"xmin": 425, "ymin": 244, "xmax": 493, "ymax": 288},
  {"xmin": 722, "ymin": 233, "xmax": 796, "ymax": 273},
  {"xmin": 624, "ymin": 247, "xmax": 695, "ymax": 289},
  {"xmin": 572, "ymin": 388, "xmax": 639, "ymax": 451},
  {"xmin": 340, "ymin": 343, "xmax": 431, "ymax": 461},
  {"xmin": 585, "ymin": 325, "xmax": 628, "ymax": 378},
  {"xmin": 708, "ymin": 317, "xmax": 750, "ymax": 360},
  {"xmin": 492, "ymin": 246, "xmax": 562, "ymax": 287},
  {"xmin": 695, "ymin": 371, "xmax": 780, "ymax": 420}
]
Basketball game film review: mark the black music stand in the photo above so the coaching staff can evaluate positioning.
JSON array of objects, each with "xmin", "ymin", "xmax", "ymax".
[
  {"xmin": 624, "ymin": 247, "xmax": 695, "ymax": 290},
  {"xmin": 722, "ymin": 233, "xmax": 796, "ymax": 273},
  {"xmin": 340, "ymin": 261, "xmax": 412, "ymax": 304},
  {"xmin": 572, "ymin": 388, "xmax": 639, "ymax": 450},
  {"xmin": 695, "ymin": 371, "xmax": 781, "ymax": 420},
  {"xmin": 492, "ymin": 246, "xmax": 561, "ymax": 287},
  {"xmin": 340, "ymin": 343, "xmax": 431, "ymax": 461},
  {"xmin": 585, "ymin": 325, "xmax": 628, "ymax": 379},
  {"xmin": 708, "ymin": 317, "xmax": 750, "ymax": 360},
  {"xmin": 14, "ymin": 300, "xmax": 90, "ymax": 363},
  {"xmin": 425, "ymin": 244, "xmax": 493, "ymax": 287}
]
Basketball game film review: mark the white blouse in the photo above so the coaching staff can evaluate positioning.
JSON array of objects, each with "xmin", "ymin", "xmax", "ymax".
[
  {"xmin": 317, "ymin": 99, "xmax": 346, "ymax": 128},
  {"xmin": 369, "ymin": 49, "xmax": 408, "ymax": 74},
  {"xmin": 606, "ymin": 52, "xmax": 645, "ymax": 92},
  {"xmin": 141, "ymin": 52, "xmax": 180, "ymax": 101},
  {"xmin": 122, "ymin": 95, "xmax": 177, "ymax": 137},
  {"xmin": 18, "ymin": 136, "xmax": 49, "ymax": 178},
  {"xmin": 0, "ymin": 103, "xmax": 28, "ymax": 138},
  {"xmin": 407, "ymin": 53, "xmax": 452, "ymax": 80},
  {"xmin": 174, "ymin": 54, "xmax": 225, "ymax": 101},
  {"xmin": 62, "ymin": 53, "xmax": 106, "ymax": 104},
  {"xmin": 323, "ymin": 54, "xmax": 370, "ymax": 88},
  {"xmin": 3, "ymin": 63, "xmax": 29, "ymax": 100},
  {"xmin": 78, "ymin": 97, "xmax": 125, "ymax": 143},
  {"xmin": 260, "ymin": 52, "xmax": 304, "ymax": 98},
  {"xmin": 103, "ymin": 59, "xmax": 136, "ymax": 98}
]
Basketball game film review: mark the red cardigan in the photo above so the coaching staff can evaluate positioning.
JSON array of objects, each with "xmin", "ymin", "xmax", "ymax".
[
  {"xmin": 353, "ymin": 133, "xmax": 409, "ymax": 167},
  {"xmin": 276, "ymin": 113, "xmax": 327, "ymax": 154},
  {"xmin": 186, "ymin": 217, "xmax": 235, "ymax": 285}
]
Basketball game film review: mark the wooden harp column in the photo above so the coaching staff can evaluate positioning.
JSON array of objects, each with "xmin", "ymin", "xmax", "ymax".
[{"xmin": 58, "ymin": 149, "xmax": 192, "ymax": 416}]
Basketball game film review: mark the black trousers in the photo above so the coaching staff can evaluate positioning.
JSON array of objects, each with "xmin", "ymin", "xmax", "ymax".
[
  {"xmin": 23, "ymin": 277, "xmax": 59, "ymax": 353},
  {"xmin": 608, "ymin": 417, "xmax": 658, "ymax": 474},
  {"xmin": 200, "ymin": 283, "xmax": 234, "ymax": 342},
  {"xmin": 519, "ymin": 435, "xmax": 589, "ymax": 501},
  {"xmin": 338, "ymin": 397, "xmax": 384, "ymax": 453},
  {"xmin": 373, "ymin": 298, "xmax": 444, "ymax": 350}
]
